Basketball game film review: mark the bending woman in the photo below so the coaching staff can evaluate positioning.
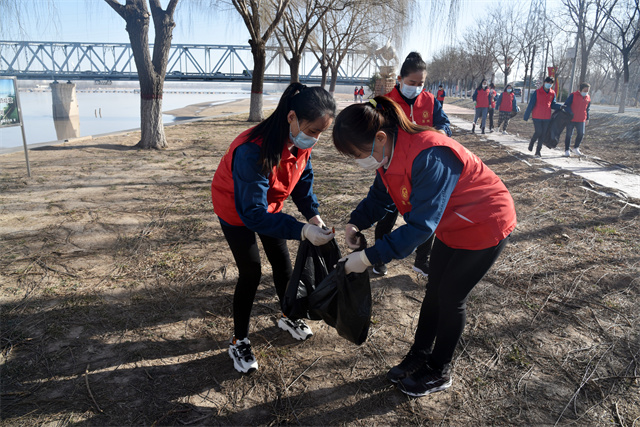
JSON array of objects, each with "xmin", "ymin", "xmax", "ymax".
[
  {"xmin": 211, "ymin": 83, "xmax": 336, "ymax": 374},
  {"xmin": 333, "ymin": 96, "xmax": 516, "ymax": 397}
]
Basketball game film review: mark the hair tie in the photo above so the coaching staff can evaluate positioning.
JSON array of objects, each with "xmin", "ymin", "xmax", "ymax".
[{"xmin": 369, "ymin": 99, "xmax": 383, "ymax": 110}]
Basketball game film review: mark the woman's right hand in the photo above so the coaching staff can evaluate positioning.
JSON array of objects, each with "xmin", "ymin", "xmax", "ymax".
[
  {"xmin": 302, "ymin": 224, "xmax": 334, "ymax": 246},
  {"xmin": 344, "ymin": 224, "xmax": 362, "ymax": 249}
]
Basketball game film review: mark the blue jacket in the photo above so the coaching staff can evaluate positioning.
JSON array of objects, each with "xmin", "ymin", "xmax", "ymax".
[
  {"xmin": 348, "ymin": 146, "xmax": 462, "ymax": 265},
  {"xmin": 523, "ymin": 89, "xmax": 562, "ymax": 121},
  {"xmin": 221, "ymin": 142, "xmax": 320, "ymax": 240}
]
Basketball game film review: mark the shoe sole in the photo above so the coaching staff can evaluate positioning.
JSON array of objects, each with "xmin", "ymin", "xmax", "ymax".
[
  {"xmin": 278, "ymin": 320, "xmax": 313, "ymax": 341},
  {"xmin": 228, "ymin": 347, "xmax": 257, "ymax": 374},
  {"xmin": 399, "ymin": 378, "xmax": 452, "ymax": 397},
  {"xmin": 372, "ymin": 268, "xmax": 387, "ymax": 276},
  {"xmin": 412, "ymin": 266, "xmax": 428, "ymax": 277}
]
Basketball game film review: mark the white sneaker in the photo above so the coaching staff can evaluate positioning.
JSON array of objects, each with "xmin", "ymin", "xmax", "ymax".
[
  {"xmin": 563, "ymin": 150, "xmax": 571, "ymax": 157},
  {"xmin": 502, "ymin": 130, "xmax": 508, "ymax": 135},
  {"xmin": 278, "ymin": 316, "xmax": 313, "ymax": 340},
  {"xmin": 229, "ymin": 337, "xmax": 258, "ymax": 373},
  {"xmin": 571, "ymin": 147, "xmax": 583, "ymax": 156}
]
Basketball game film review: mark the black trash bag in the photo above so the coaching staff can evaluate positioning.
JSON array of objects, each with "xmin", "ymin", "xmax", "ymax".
[
  {"xmin": 543, "ymin": 106, "xmax": 573, "ymax": 149},
  {"xmin": 282, "ymin": 237, "xmax": 341, "ymax": 320},
  {"xmin": 308, "ymin": 260, "xmax": 372, "ymax": 345}
]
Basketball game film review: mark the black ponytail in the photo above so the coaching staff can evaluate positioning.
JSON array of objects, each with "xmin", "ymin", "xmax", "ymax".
[
  {"xmin": 399, "ymin": 52, "xmax": 427, "ymax": 78},
  {"xmin": 247, "ymin": 83, "xmax": 336, "ymax": 174},
  {"xmin": 332, "ymin": 96, "xmax": 434, "ymax": 157}
]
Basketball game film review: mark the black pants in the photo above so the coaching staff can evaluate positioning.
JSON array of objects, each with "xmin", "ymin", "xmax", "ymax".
[
  {"xmin": 488, "ymin": 108, "xmax": 495, "ymax": 129},
  {"xmin": 220, "ymin": 220, "xmax": 292, "ymax": 340},
  {"xmin": 530, "ymin": 119, "xmax": 551, "ymax": 153},
  {"xmin": 412, "ymin": 235, "xmax": 510, "ymax": 368},
  {"xmin": 374, "ymin": 209, "xmax": 434, "ymax": 265}
]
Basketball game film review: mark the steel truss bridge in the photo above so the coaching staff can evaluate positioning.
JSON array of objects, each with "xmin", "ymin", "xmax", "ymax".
[{"xmin": 0, "ymin": 41, "xmax": 380, "ymax": 85}]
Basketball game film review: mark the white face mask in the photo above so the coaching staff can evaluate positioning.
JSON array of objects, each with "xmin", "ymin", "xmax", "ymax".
[
  {"xmin": 355, "ymin": 134, "xmax": 388, "ymax": 170},
  {"xmin": 399, "ymin": 81, "xmax": 423, "ymax": 99},
  {"xmin": 581, "ymin": 91, "xmax": 589, "ymax": 97}
]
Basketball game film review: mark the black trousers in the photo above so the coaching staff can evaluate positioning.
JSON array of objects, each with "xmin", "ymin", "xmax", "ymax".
[
  {"xmin": 488, "ymin": 107, "xmax": 495, "ymax": 129},
  {"xmin": 374, "ymin": 209, "xmax": 434, "ymax": 265},
  {"xmin": 412, "ymin": 235, "xmax": 510, "ymax": 368},
  {"xmin": 220, "ymin": 220, "xmax": 292, "ymax": 340}
]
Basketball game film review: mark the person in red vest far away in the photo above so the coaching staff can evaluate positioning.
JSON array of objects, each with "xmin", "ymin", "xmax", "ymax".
[
  {"xmin": 471, "ymin": 79, "xmax": 491, "ymax": 134},
  {"xmin": 562, "ymin": 82, "xmax": 591, "ymax": 157},
  {"xmin": 487, "ymin": 83, "xmax": 498, "ymax": 132},
  {"xmin": 436, "ymin": 84, "xmax": 446, "ymax": 103},
  {"xmin": 354, "ymin": 86, "xmax": 359, "ymax": 102},
  {"xmin": 332, "ymin": 96, "xmax": 516, "ymax": 397},
  {"xmin": 495, "ymin": 84, "xmax": 520, "ymax": 134},
  {"xmin": 358, "ymin": 86, "xmax": 365, "ymax": 102},
  {"xmin": 523, "ymin": 76, "xmax": 563, "ymax": 157},
  {"xmin": 211, "ymin": 83, "xmax": 336, "ymax": 374},
  {"xmin": 376, "ymin": 51, "xmax": 452, "ymax": 279}
]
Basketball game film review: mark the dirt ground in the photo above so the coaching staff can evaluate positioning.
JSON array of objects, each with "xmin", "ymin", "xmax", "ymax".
[{"xmin": 1, "ymin": 95, "xmax": 639, "ymax": 426}]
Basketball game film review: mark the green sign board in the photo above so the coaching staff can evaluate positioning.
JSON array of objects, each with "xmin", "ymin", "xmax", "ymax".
[{"xmin": 0, "ymin": 77, "xmax": 21, "ymax": 127}]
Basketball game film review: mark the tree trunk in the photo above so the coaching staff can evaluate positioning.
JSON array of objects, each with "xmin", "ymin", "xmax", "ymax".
[
  {"xmin": 320, "ymin": 65, "xmax": 329, "ymax": 88},
  {"xmin": 289, "ymin": 53, "xmax": 301, "ymax": 83},
  {"xmin": 329, "ymin": 66, "xmax": 338, "ymax": 94},
  {"xmin": 619, "ymin": 53, "xmax": 630, "ymax": 113},
  {"xmin": 249, "ymin": 39, "xmax": 266, "ymax": 122}
]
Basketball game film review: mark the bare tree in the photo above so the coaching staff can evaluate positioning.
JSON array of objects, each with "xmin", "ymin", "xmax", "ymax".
[
  {"xmin": 105, "ymin": 0, "xmax": 179, "ymax": 149},
  {"xmin": 562, "ymin": 0, "xmax": 619, "ymax": 89},
  {"xmin": 229, "ymin": 0, "xmax": 291, "ymax": 121},
  {"xmin": 489, "ymin": 4, "xmax": 522, "ymax": 87},
  {"xmin": 517, "ymin": 0, "xmax": 547, "ymax": 101},
  {"xmin": 598, "ymin": 0, "xmax": 640, "ymax": 112},
  {"xmin": 462, "ymin": 20, "xmax": 496, "ymax": 86},
  {"xmin": 275, "ymin": 0, "xmax": 335, "ymax": 83}
]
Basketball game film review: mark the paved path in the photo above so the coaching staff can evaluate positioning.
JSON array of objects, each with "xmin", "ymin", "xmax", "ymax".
[{"xmin": 443, "ymin": 104, "xmax": 640, "ymax": 202}]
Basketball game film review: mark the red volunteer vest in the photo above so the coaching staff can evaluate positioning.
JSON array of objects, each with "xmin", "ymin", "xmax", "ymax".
[
  {"xmin": 499, "ymin": 92, "xmax": 515, "ymax": 112},
  {"xmin": 436, "ymin": 90, "xmax": 445, "ymax": 102},
  {"xmin": 475, "ymin": 88, "xmax": 491, "ymax": 108},
  {"xmin": 532, "ymin": 87, "xmax": 556, "ymax": 120},
  {"xmin": 211, "ymin": 127, "xmax": 311, "ymax": 226},
  {"xmin": 386, "ymin": 87, "xmax": 435, "ymax": 126},
  {"xmin": 570, "ymin": 91, "xmax": 590, "ymax": 122},
  {"xmin": 377, "ymin": 129, "xmax": 517, "ymax": 250},
  {"xmin": 490, "ymin": 89, "xmax": 497, "ymax": 108},
  {"xmin": 358, "ymin": 88, "xmax": 364, "ymax": 95}
]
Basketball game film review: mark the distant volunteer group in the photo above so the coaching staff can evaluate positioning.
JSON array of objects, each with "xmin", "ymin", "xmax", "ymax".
[{"xmin": 209, "ymin": 50, "xmax": 590, "ymax": 398}]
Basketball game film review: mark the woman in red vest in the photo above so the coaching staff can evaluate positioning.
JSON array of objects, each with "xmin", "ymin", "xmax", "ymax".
[
  {"xmin": 436, "ymin": 85, "xmax": 446, "ymax": 103},
  {"xmin": 523, "ymin": 76, "xmax": 563, "ymax": 156},
  {"xmin": 496, "ymin": 84, "xmax": 520, "ymax": 134},
  {"xmin": 358, "ymin": 86, "xmax": 365, "ymax": 102},
  {"xmin": 375, "ymin": 52, "xmax": 452, "ymax": 278},
  {"xmin": 471, "ymin": 79, "xmax": 491, "ymax": 134},
  {"xmin": 211, "ymin": 83, "xmax": 336, "ymax": 373},
  {"xmin": 488, "ymin": 83, "xmax": 498, "ymax": 132},
  {"xmin": 562, "ymin": 82, "xmax": 591, "ymax": 157},
  {"xmin": 332, "ymin": 96, "xmax": 516, "ymax": 397}
]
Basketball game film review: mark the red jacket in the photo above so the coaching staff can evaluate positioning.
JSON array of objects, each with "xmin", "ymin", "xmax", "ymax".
[
  {"xmin": 475, "ymin": 87, "xmax": 491, "ymax": 108},
  {"xmin": 436, "ymin": 89, "xmax": 445, "ymax": 102},
  {"xmin": 570, "ymin": 91, "xmax": 591, "ymax": 122},
  {"xmin": 211, "ymin": 127, "xmax": 311, "ymax": 226},
  {"xmin": 378, "ymin": 129, "xmax": 517, "ymax": 250},
  {"xmin": 386, "ymin": 86, "xmax": 435, "ymax": 126},
  {"xmin": 499, "ymin": 92, "xmax": 515, "ymax": 112},
  {"xmin": 532, "ymin": 87, "xmax": 556, "ymax": 120}
]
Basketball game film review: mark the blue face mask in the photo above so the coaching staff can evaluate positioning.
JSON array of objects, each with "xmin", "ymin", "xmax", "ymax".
[
  {"xmin": 544, "ymin": 83, "xmax": 552, "ymax": 90},
  {"xmin": 290, "ymin": 117, "xmax": 318, "ymax": 149},
  {"xmin": 399, "ymin": 82, "xmax": 423, "ymax": 99},
  {"xmin": 507, "ymin": 88, "xmax": 513, "ymax": 93}
]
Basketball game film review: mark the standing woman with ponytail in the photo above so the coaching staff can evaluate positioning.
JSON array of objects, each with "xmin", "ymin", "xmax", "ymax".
[
  {"xmin": 333, "ymin": 96, "xmax": 516, "ymax": 397},
  {"xmin": 211, "ymin": 83, "xmax": 336, "ymax": 374},
  {"xmin": 372, "ymin": 51, "xmax": 452, "ymax": 277}
]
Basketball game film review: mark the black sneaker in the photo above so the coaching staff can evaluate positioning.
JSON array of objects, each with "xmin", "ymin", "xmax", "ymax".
[
  {"xmin": 372, "ymin": 263, "xmax": 388, "ymax": 276},
  {"xmin": 278, "ymin": 315, "xmax": 313, "ymax": 340},
  {"xmin": 229, "ymin": 336, "xmax": 258, "ymax": 373},
  {"xmin": 398, "ymin": 362, "xmax": 452, "ymax": 397},
  {"xmin": 387, "ymin": 349, "xmax": 429, "ymax": 383},
  {"xmin": 471, "ymin": 123, "xmax": 475, "ymax": 133}
]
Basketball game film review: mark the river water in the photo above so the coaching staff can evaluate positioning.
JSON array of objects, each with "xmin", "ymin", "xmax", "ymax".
[{"xmin": 0, "ymin": 82, "xmax": 255, "ymax": 152}]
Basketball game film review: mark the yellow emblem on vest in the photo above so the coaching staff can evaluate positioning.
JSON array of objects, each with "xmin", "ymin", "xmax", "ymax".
[{"xmin": 401, "ymin": 186, "xmax": 409, "ymax": 200}]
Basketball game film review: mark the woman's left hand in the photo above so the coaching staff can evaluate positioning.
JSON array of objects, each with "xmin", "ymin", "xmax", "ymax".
[
  {"xmin": 308, "ymin": 215, "xmax": 326, "ymax": 229},
  {"xmin": 339, "ymin": 251, "xmax": 371, "ymax": 274}
]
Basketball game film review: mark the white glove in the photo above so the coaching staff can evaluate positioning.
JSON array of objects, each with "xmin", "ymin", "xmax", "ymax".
[
  {"xmin": 308, "ymin": 215, "xmax": 326, "ymax": 229},
  {"xmin": 340, "ymin": 250, "xmax": 371, "ymax": 274},
  {"xmin": 301, "ymin": 223, "xmax": 335, "ymax": 246},
  {"xmin": 344, "ymin": 223, "xmax": 362, "ymax": 249}
]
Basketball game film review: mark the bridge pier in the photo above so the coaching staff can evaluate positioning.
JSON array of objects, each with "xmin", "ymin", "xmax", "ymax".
[{"xmin": 50, "ymin": 81, "xmax": 79, "ymax": 119}]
